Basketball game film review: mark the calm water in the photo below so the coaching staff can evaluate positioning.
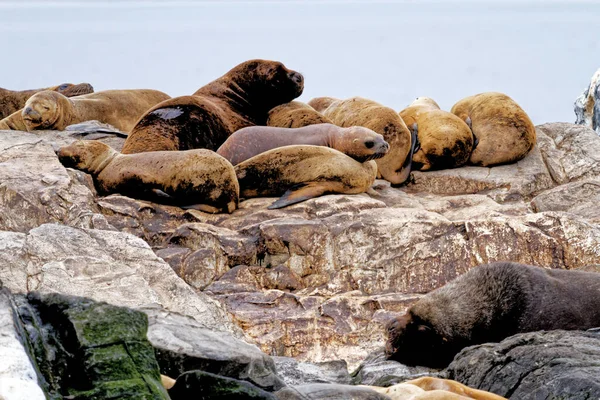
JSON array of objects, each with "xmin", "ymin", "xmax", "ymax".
[{"xmin": 2, "ymin": 0, "xmax": 599, "ymax": 124}]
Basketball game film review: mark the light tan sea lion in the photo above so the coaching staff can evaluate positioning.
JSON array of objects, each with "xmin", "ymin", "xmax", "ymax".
[
  {"xmin": 267, "ymin": 101, "xmax": 332, "ymax": 128},
  {"xmin": 121, "ymin": 59, "xmax": 304, "ymax": 154},
  {"xmin": 385, "ymin": 262, "xmax": 600, "ymax": 368},
  {"xmin": 2, "ymin": 89, "xmax": 170, "ymax": 133},
  {"xmin": 217, "ymin": 123, "xmax": 389, "ymax": 165},
  {"xmin": 307, "ymin": 96, "xmax": 340, "ymax": 113},
  {"xmin": 0, "ymin": 82, "xmax": 94, "ymax": 119},
  {"xmin": 57, "ymin": 140, "xmax": 239, "ymax": 213},
  {"xmin": 367, "ymin": 377, "xmax": 506, "ymax": 399},
  {"xmin": 234, "ymin": 145, "xmax": 378, "ymax": 209},
  {"xmin": 450, "ymin": 92, "xmax": 536, "ymax": 166},
  {"xmin": 316, "ymin": 96, "xmax": 415, "ymax": 185},
  {"xmin": 400, "ymin": 97, "xmax": 474, "ymax": 170}
]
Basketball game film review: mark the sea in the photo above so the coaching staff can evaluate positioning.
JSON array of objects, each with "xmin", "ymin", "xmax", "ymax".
[{"xmin": 2, "ymin": 0, "xmax": 599, "ymax": 124}]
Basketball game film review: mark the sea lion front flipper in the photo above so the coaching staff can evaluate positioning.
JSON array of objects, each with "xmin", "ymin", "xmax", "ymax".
[
  {"xmin": 268, "ymin": 182, "xmax": 329, "ymax": 209},
  {"xmin": 181, "ymin": 203, "xmax": 222, "ymax": 214}
]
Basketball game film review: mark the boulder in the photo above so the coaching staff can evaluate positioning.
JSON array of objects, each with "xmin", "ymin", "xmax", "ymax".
[
  {"xmin": 574, "ymin": 68, "xmax": 600, "ymax": 134},
  {"xmin": 350, "ymin": 350, "xmax": 436, "ymax": 387},
  {"xmin": 169, "ymin": 370, "xmax": 277, "ymax": 400},
  {"xmin": 272, "ymin": 356, "xmax": 351, "ymax": 386}
]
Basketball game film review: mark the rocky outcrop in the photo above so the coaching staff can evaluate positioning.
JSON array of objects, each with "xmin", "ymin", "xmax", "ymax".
[
  {"xmin": 446, "ymin": 330, "xmax": 600, "ymax": 399},
  {"xmin": 574, "ymin": 68, "xmax": 600, "ymax": 134}
]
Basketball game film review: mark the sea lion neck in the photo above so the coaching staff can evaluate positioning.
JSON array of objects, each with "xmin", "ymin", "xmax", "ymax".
[{"xmin": 89, "ymin": 146, "xmax": 118, "ymax": 175}]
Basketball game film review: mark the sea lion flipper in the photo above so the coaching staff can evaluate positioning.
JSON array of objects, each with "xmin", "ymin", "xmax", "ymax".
[{"xmin": 268, "ymin": 182, "xmax": 328, "ymax": 209}]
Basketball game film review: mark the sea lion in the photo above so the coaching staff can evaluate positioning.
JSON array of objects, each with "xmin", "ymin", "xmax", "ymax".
[
  {"xmin": 235, "ymin": 145, "xmax": 381, "ymax": 209},
  {"xmin": 217, "ymin": 123, "xmax": 389, "ymax": 165},
  {"xmin": 121, "ymin": 59, "xmax": 304, "ymax": 154},
  {"xmin": 267, "ymin": 101, "xmax": 332, "ymax": 128},
  {"xmin": 450, "ymin": 92, "xmax": 536, "ymax": 166},
  {"xmin": 316, "ymin": 96, "xmax": 415, "ymax": 185},
  {"xmin": 385, "ymin": 262, "xmax": 600, "ymax": 368},
  {"xmin": 307, "ymin": 96, "xmax": 340, "ymax": 113},
  {"xmin": 366, "ymin": 377, "xmax": 506, "ymax": 399},
  {"xmin": 0, "ymin": 83, "xmax": 94, "ymax": 119},
  {"xmin": 400, "ymin": 97, "xmax": 474, "ymax": 170},
  {"xmin": 58, "ymin": 140, "xmax": 239, "ymax": 214}
]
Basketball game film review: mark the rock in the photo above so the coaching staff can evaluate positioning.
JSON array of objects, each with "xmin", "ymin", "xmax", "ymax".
[
  {"xmin": 350, "ymin": 350, "xmax": 436, "ymax": 387},
  {"xmin": 446, "ymin": 330, "xmax": 600, "ymax": 399},
  {"xmin": 531, "ymin": 178, "xmax": 600, "ymax": 222},
  {"xmin": 574, "ymin": 68, "xmax": 600, "ymax": 134},
  {"xmin": 272, "ymin": 356, "xmax": 351, "ymax": 386},
  {"xmin": 169, "ymin": 370, "xmax": 277, "ymax": 400},
  {"xmin": 275, "ymin": 383, "xmax": 391, "ymax": 400},
  {"xmin": 0, "ymin": 289, "xmax": 46, "ymax": 400},
  {"xmin": 146, "ymin": 308, "xmax": 284, "ymax": 391}
]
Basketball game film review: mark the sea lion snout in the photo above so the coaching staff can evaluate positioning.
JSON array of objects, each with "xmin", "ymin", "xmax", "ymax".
[{"xmin": 23, "ymin": 106, "xmax": 42, "ymax": 122}]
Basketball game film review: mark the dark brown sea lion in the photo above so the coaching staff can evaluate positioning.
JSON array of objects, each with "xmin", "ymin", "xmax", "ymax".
[
  {"xmin": 314, "ymin": 96, "xmax": 415, "ymax": 185},
  {"xmin": 385, "ymin": 262, "xmax": 600, "ymax": 368},
  {"xmin": 0, "ymin": 83, "xmax": 94, "ymax": 120},
  {"xmin": 400, "ymin": 97, "xmax": 474, "ymax": 170},
  {"xmin": 121, "ymin": 59, "xmax": 304, "ymax": 154},
  {"xmin": 451, "ymin": 92, "xmax": 536, "ymax": 166},
  {"xmin": 217, "ymin": 123, "xmax": 389, "ymax": 165},
  {"xmin": 0, "ymin": 89, "xmax": 170, "ymax": 133},
  {"xmin": 235, "ymin": 145, "xmax": 381, "ymax": 209},
  {"xmin": 58, "ymin": 140, "xmax": 239, "ymax": 214},
  {"xmin": 267, "ymin": 101, "xmax": 332, "ymax": 128}
]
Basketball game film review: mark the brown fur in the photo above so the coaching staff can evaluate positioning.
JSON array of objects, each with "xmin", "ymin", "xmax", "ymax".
[
  {"xmin": 217, "ymin": 124, "xmax": 389, "ymax": 165},
  {"xmin": 385, "ymin": 262, "xmax": 600, "ymax": 368},
  {"xmin": 318, "ymin": 97, "xmax": 414, "ymax": 185},
  {"xmin": 121, "ymin": 59, "xmax": 304, "ymax": 154},
  {"xmin": 235, "ymin": 145, "xmax": 377, "ymax": 209},
  {"xmin": 0, "ymin": 83, "xmax": 93, "ymax": 119},
  {"xmin": 451, "ymin": 92, "xmax": 536, "ymax": 166},
  {"xmin": 307, "ymin": 96, "xmax": 340, "ymax": 113},
  {"xmin": 400, "ymin": 97, "xmax": 474, "ymax": 170},
  {"xmin": 57, "ymin": 140, "xmax": 239, "ymax": 214},
  {"xmin": 267, "ymin": 101, "xmax": 332, "ymax": 128}
]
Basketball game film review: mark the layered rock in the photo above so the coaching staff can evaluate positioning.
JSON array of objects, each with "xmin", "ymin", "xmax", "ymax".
[{"xmin": 574, "ymin": 68, "xmax": 600, "ymax": 134}]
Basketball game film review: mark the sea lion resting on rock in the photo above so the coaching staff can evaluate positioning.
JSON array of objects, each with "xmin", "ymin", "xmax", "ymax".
[
  {"xmin": 385, "ymin": 262, "xmax": 600, "ymax": 368},
  {"xmin": 0, "ymin": 82, "xmax": 94, "ymax": 119},
  {"xmin": 451, "ymin": 92, "xmax": 536, "ymax": 166},
  {"xmin": 235, "ymin": 145, "xmax": 382, "ymax": 209},
  {"xmin": 307, "ymin": 96, "xmax": 339, "ymax": 113},
  {"xmin": 400, "ymin": 97, "xmax": 474, "ymax": 170},
  {"xmin": 309, "ymin": 96, "xmax": 415, "ymax": 185},
  {"xmin": 0, "ymin": 89, "xmax": 171, "ymax": 133},
  {"xmin": 217, "ymin": 123, "xmax": 389, "ymax": 165},
  {"xmin": 121, "ymin": 59, "xmax": 304, "ymax": 154},
  {"xmin": 367, "ymin": 377, "xmax": 506, "ymax": 399},
  {"xmin": 267, "ymin": 101, "xmax": 332, "ymax": 128},
  {"xmin": 58, "ymin": 140, "xmax": 239, "ymax": 213}
]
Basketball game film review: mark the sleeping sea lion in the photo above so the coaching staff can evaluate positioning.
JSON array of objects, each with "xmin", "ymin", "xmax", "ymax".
[
  {"xmin": 58, "ymin": 140, "xmax": 239, "ymax": 214},
  {"xmin": 217, "ymin": 123, "xmax": 389, "ymax": 165},
  {"xmin": 121, "ymin": 59, "xmax": 304, "ymax": 154},
  {"xmin": 267, "ymin": 101, "xmax": 332, "ymax": 128},
  {"xmin": 307, "ymin": 96, "xmax": 340, "ymax": 113}
]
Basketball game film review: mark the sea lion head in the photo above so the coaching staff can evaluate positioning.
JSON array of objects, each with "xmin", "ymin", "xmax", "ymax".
[
  {"xmin": 384, "ymin": 310, "xmax": 453, "ymax": 368},
  {"xmin": 22, "ymin": 91, "xmax": 69, "ymax": 131},
  {"xmin": 57, "ymin": 140, "xmax": 117, "ymax": 175},
  {"xmin": 410, "ymin": 97, "xmax": 440, "ymax": 110},
  {"xmin": 55, "ymin": 82, "xmax": 94, "ymax": 97},
  {"xmin": 334, "ymin": 126, "xmax": 389, "ymax": 162}
]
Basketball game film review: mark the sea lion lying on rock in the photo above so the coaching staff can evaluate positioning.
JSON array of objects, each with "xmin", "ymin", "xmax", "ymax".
[
  {"xmin": 310, "ymin": 96, "xmax": 416, "ymax": 185},
  {"xmin": 0, "ymin": 89, "xmax": 170, "ymax": 132},
  {"xmin": 451, "ymin": 92, "xmax": 536, "ymax": 166},
  {"xmin": 367, "ymin": 377, "xmax": 506, "ymax": 399},
  {"xmin": 400, "ymin": 97, "xmax": 474, "ymax": 170},
  {"xmin": 58, "ymin": 140, "xmax": 239, "ymax": 213},
  {"xmin": 235, "ymin": 145, "xmax": 382, "ymax": 209},
  {"xmin": 121, "ymin": 59, "xmax": 304, "ymax": 154},
  {"xmin": 385, "ymin": 262, "xmax": 600, "ymax": 368},
  {"xmin": 217, "ymin": 123, "xmax": 389, "ymax": 165},
  {"xmin": 0, "ymin": 83, "xmax": 94, "ymax": 119},
  {"xmin": 267, "ymin": 101, "xmax": 332, "ymax": 128}
]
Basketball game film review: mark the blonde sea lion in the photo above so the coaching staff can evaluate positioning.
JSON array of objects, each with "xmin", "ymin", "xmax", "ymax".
[
  {"xmin": 450, "ymin": 92, "xmax": 536, "ymax": 166},
  {"xmin": 267, "ymin": 101, "xmax": 332, "ymax": 128},
  {"xmin": 217, "ymin": 123, "xmax": 389, "ymax": 165},
  {"xmin": 400, "ymin": 97, "xmax": 474, "ymax": 170},
  {"xmin": 314, "ymin": 96, "xmax": 415, "ymax": 185},
  {"xmin": 366, "ymin": 377, "xmax": 506, "ymax": 399},
  {"xmin": 0, "ymin": 82, "xmax": 94, "ymax": 119},
  {"xmin": 58, "ymin": 140, "xmax": 239, "ymax": 213},
  {"xmin": 121, "ymin": 59, "xmax": 304, "ymax": 154},
  {"xmin": 307, "ymin": 96, "xmax": 340, "ymax": 113},
  {"xmin": 235, "ymin": 145, "xmax": 380, "ymax": 209},
  {"xmin": 385, "ymin": 262, "xmax": 600, "ymax": 368}
]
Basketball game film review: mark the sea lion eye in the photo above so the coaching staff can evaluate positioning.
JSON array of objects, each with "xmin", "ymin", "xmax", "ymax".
[
  {"xmin": 365, "ymin": 141, "xmax": 375, "ymax": 149},
  {"xmin": 58, "ymin": 84, "xmax": 70, "ymax": 90}
]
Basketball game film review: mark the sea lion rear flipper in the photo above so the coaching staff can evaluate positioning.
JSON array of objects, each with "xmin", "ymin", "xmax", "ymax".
[{"xmin": 268, "ymin": 182, "xmax": 329, "ymax": 209}]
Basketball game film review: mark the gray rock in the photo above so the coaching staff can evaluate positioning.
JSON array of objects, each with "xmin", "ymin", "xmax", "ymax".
[
  {"xmin": 275, "ymin": 383, "xmax": 390, "ymax": 400},
  {"xmin": 350, "ymin": 350, "xmax": 435, "ymax": 387},
  {"xmin": 574, "ymin": 68, "xmax": 600, "ymax": 134},
  {"xmin": 272, "ymin": 356, "xmax": 351, "ymax": 386},
  {"xmin": 169, "ymin": 370, "xmax": 277, "ymax": 400},
  {"xmin": 446, "ymin": 330, "xmax": 600, "ymax": 399}
]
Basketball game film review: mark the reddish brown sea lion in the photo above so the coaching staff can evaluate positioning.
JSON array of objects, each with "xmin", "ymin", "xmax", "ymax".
[
  {"xmin": 267, "ymin": 101, "xmax": 332, "ymax": 128},
  {"xmin": 121, "ymin": 59, "xmax": 304, "ymax": 154},
  {"xmin": 58, "ymin": 140, "xmax": 239, "ymax": 214},
  {"xmin": 385, "ymin": 262, "xmax": 600, "ymax": 368},
  {"xmin": 217, "ymin": 123, "xmax": 389, "ymax": 165}
]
